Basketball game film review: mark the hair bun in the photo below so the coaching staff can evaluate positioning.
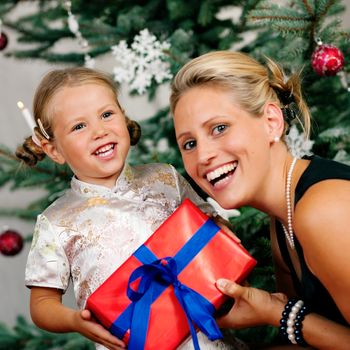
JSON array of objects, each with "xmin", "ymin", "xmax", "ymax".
[
  {"xmin": 15, "ymin": 136, "xmax": 46, "ymax": 167},
  {"xmin": 126, "ymin": 118, "xmax": 141, "ymax": 146}
]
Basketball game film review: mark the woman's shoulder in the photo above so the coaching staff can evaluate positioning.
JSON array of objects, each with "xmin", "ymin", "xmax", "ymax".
[
  {"xmin": 295, "ymin": 177, "xmax": 350, "ymax": 223},
  {"xmin": 301, "ymin": 155, "xmax": 350, "ymax": 181},
  {"xmin": 294, "ymin": 176, "xmax": 350, "ymax": 251},
  {"xmin": 295, "ymin": 156, "xmax": 350, "ymax": 202}
]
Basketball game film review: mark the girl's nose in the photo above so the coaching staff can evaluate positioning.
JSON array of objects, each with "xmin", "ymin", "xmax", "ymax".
[{"xmin": 93, "ymin": 120, "xmax": 108, "ymax": 139}]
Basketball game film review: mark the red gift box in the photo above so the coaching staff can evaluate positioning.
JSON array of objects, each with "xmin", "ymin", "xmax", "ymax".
[{"xmin": 86, "ymin": 199, "xmax": 256, "ymax": 349}]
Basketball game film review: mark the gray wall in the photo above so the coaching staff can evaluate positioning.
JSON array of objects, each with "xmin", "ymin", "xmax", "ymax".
[{"xmin": 1, "ymin": 1, "xmax": 350, "ymax": 327}]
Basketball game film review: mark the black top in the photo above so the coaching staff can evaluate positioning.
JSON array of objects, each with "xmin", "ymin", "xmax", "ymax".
[{"xmin": 276, "ymin": 155, "xmax": 350, "ymax": 325}]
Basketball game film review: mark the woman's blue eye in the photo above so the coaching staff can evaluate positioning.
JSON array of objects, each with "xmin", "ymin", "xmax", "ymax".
[
  {"xmin": 183, "ymin": 140, "xmax": 196, "ymax": 150},
  {"xmin": 213, "ymin": 124, "xmax": 226, "ymax": 135}
]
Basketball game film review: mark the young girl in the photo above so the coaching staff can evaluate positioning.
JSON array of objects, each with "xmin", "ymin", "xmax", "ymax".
[
  {"xmin": 19, "ymin": 67, "xmax": 247, "ymax": 350},
  {"xmin": 170, "ymin": 51, "xmax": 350, "ymax": 349}
]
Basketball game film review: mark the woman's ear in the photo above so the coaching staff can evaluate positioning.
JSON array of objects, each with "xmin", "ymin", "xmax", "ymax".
[
  {"xmin": 41, "ymin": 139, "xmax": 66, "ymax": 164},
  {"xmin": 263, "ymin": 102, "xmax": 285, "ymax": 142}
]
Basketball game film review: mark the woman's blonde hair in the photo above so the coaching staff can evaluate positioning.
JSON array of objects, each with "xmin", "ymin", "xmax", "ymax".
[
  {"xmin": 16, "ymin": 67, "xmax": 141, "ymax": 166},
  {"xmin": 170, "ymin": 51, "xmax": 310, "ymax": 138}
]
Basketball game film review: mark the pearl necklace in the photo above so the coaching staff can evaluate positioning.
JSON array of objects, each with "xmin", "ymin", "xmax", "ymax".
[{"xmin": 281, "ymin": 157, "xmax": 297, "ymax": 249}]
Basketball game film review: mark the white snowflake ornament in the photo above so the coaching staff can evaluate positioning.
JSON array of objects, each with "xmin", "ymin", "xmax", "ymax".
[
  {"xmin": 111, "ymin": 29, "xmax": 172, "ymax": 94},
  {"xmin": 206, "ymin": 197, "xmax": 240, "ymax": 221},
  {"xmin": 84, "ymin": 54, "xmax": 96, "ymax": 69},
  {"xmin": 285, "ymin": 125, "xmax": 314, "ymax": 158}
]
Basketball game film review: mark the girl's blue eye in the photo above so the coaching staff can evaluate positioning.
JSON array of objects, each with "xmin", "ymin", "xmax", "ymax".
[
  {"xmin": 72, "ymin": 123, "xmax": 85, "ymax": 131},
  {"xmin": 183, "ymin": 139, "xmax": 196, "ymax": 151},
  {"xmin": 213, "ymin": 124, "xmax": 226, "ymax": 135},
  {"xmin": 102, "ymin": 111, "xmax": 113, "ymax": 119}
]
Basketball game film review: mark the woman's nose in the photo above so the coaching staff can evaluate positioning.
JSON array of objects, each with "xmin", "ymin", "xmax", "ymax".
[{"xmin": 197, "ymin": 141, "xmax": 216, "ymax": 164}]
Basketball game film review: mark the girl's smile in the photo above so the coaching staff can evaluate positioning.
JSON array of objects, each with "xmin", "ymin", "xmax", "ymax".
[
  {"xmin": 43, "ymin": 83, "xmax": 131, "ymax": 188},
  {"xmin": 93, "ymin": 142, "xmax": 116, "ymax": 159}
]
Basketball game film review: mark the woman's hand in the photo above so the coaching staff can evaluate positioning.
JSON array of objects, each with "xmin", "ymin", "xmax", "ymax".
[
  {"xmin": 215, "ymin": 279, "xmax": 287, "ymax": 329},
  {"xmin": 73, "ymin": 309, "xmax": 126, "ymax": 350}
]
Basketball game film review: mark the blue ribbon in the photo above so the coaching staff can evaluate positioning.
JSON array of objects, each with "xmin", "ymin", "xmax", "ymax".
[{"xmin": 110, "ymin": 219, "xmax": 223, "ymax": 349}]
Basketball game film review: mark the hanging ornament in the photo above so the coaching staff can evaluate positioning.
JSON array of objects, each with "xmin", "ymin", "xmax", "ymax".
[
  {"xmin": 311, "ymin": 38, "xmax": 344, "ymax": 76},
  {"xmin": 0, "ymin": 19, "xmax": 8, "ymax": 51},
  {"xmin": 63, "ymin": 1, "xmax": 95, "ymax": 68},
  {"xmin": 0, "ymin": 32, "xmax": 8, "ymax": 50},
  {"xmin": 0, "ymin": 229, "xmax": 24, "ymax": 256}
]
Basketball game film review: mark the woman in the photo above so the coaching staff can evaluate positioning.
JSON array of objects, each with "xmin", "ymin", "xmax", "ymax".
[{"xmin": 170, "ymin": 50, "xmax": 350, "ymax": 349}]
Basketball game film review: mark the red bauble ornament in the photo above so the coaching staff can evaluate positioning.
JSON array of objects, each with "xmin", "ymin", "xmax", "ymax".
[
  {"xmin": 0, "ymin": 229, "xmax": 24, "ymax": 256},
  {"xmin": 311, "ymin": 43, "xmax": 344, "ymax": 76},
  {"xmin": 0, "ymin": 31, "xmax": 8, "ymax": 51}
]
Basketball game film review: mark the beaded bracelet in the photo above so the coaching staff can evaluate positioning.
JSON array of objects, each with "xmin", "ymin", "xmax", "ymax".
[
  {"xmin": 279, "ymin": 298, "xmax": 310, "ymax": 347},
  {"xmin": 294, "ymin": 305, "xmax": 310, "ymax": 346},
  {"xmin": 279, "ymin": 298, "xmax": 298, "ymax": 341}
]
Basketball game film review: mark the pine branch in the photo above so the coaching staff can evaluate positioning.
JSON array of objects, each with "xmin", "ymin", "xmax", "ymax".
[
  {"xmin": 301, "ymin": 0, "xmax": 315, "ymax": 16},
  {"xmin": 0, "ymin": 316, "xmax": 94, "ymax": 350},
  {"xmin": 0, "ymin": 146, "xmax": 72, "ymax": 220}
]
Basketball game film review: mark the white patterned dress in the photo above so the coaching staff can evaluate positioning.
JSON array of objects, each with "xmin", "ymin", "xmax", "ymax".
[{"xmin": 25, "ymin": 162, "xmax": 247, "ymax": 350}]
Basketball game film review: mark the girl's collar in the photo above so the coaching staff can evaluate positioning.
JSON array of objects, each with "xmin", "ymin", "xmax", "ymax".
[{"xmin": 71, "ymin": 163, "xmax": 133, "ymax": 197}]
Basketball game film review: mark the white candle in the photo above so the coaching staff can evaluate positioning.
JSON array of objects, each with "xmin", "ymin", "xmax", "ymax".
[{"xmin": 17, "ymin": 101, "xmax": 36, "ymax": 131}]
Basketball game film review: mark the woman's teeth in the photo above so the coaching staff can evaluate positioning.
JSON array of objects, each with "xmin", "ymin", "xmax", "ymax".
[{"xmin": 206, "ymin": 162, "xmax": 237, "ymax": 185}]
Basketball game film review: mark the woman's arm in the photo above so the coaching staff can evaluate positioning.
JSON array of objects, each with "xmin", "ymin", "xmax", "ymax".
[
  {"xmin": 294, "ymin": 179, "xmax": 350, "ymax": 323},
  {"xmin": 30, "ymin": 287, "xmax": 125, "ymax": 350},
  {"xmin": 215, "ymin": 180, "xmax": 350, "ymax": 349},
  {"xmin": 216, "ymin": 280, "xmax": 350, "ymax": 350}
]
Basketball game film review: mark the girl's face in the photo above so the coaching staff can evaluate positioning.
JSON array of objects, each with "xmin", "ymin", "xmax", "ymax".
[
  {"xmin": 44, "ymin": 83, "xmax": 130, "ymax": 188},
  {"xmin": 173, "ymin": 85, "xmax": 276, "ymax": 209}
]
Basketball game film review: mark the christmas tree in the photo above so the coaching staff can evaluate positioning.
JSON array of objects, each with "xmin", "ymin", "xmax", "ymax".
[{"xmin": 1, "ymin": 0, "xmax": 350, "ymax": 348}]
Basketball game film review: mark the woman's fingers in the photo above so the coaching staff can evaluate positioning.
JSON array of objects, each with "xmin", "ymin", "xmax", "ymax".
[{"xmin": 216, "ymin": 279, "xmax": 245, "ymax": 298}]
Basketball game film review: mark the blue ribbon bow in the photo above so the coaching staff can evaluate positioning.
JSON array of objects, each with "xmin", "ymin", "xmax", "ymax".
[
  {"xmin": 109, "ymin": 219, "xmax": 224, "ymax": 349},
  {"xmin": 127, "ymin": 256, "xmax": 223, "ymax": 350}
]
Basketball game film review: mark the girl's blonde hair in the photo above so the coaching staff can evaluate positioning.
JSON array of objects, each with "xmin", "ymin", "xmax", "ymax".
[
  {"xmin": 170, "ymin": 51, "xmax": 310, "ymax": 138},
  {"xmin": 16, "ymin": 67, "xmax": 141, "ymax": 166}
]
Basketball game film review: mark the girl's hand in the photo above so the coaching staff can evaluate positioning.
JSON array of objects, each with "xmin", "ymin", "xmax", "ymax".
[
  {"xmin": 215, "ymin": 279, "xmax": 287, "ymax": 329},
  {"xmin": 73, "ymin": 309, "xmax": 126, "ymax": 350}
]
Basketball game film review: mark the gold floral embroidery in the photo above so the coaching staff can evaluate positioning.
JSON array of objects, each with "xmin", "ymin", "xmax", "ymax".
[{"xmin": 87, "ymin": 197, "xmax": 108, "ymax": 207}]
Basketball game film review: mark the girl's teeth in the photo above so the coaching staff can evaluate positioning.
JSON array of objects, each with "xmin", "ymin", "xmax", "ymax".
[
  {"xmin": 97, "ymin": 148, "xmax": 113, "ymax": 158},
  {"xmin": 95, "ymin": 144, "xmax": 114, "ymax": 155}
]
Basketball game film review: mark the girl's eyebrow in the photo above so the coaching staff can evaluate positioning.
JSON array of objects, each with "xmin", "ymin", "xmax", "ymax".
[
  {"xmin": 97, "ymin": 103, "xmax": 118, "ymax": 114},
  {"xmin": 60, "ymin": 115, "xmax": 85, "ymax": 132}
]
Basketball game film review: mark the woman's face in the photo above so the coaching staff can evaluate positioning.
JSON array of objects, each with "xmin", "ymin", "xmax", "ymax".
[{"xmin": 173, "ymin": 85, "xmax": 274, "ymax": 209}]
